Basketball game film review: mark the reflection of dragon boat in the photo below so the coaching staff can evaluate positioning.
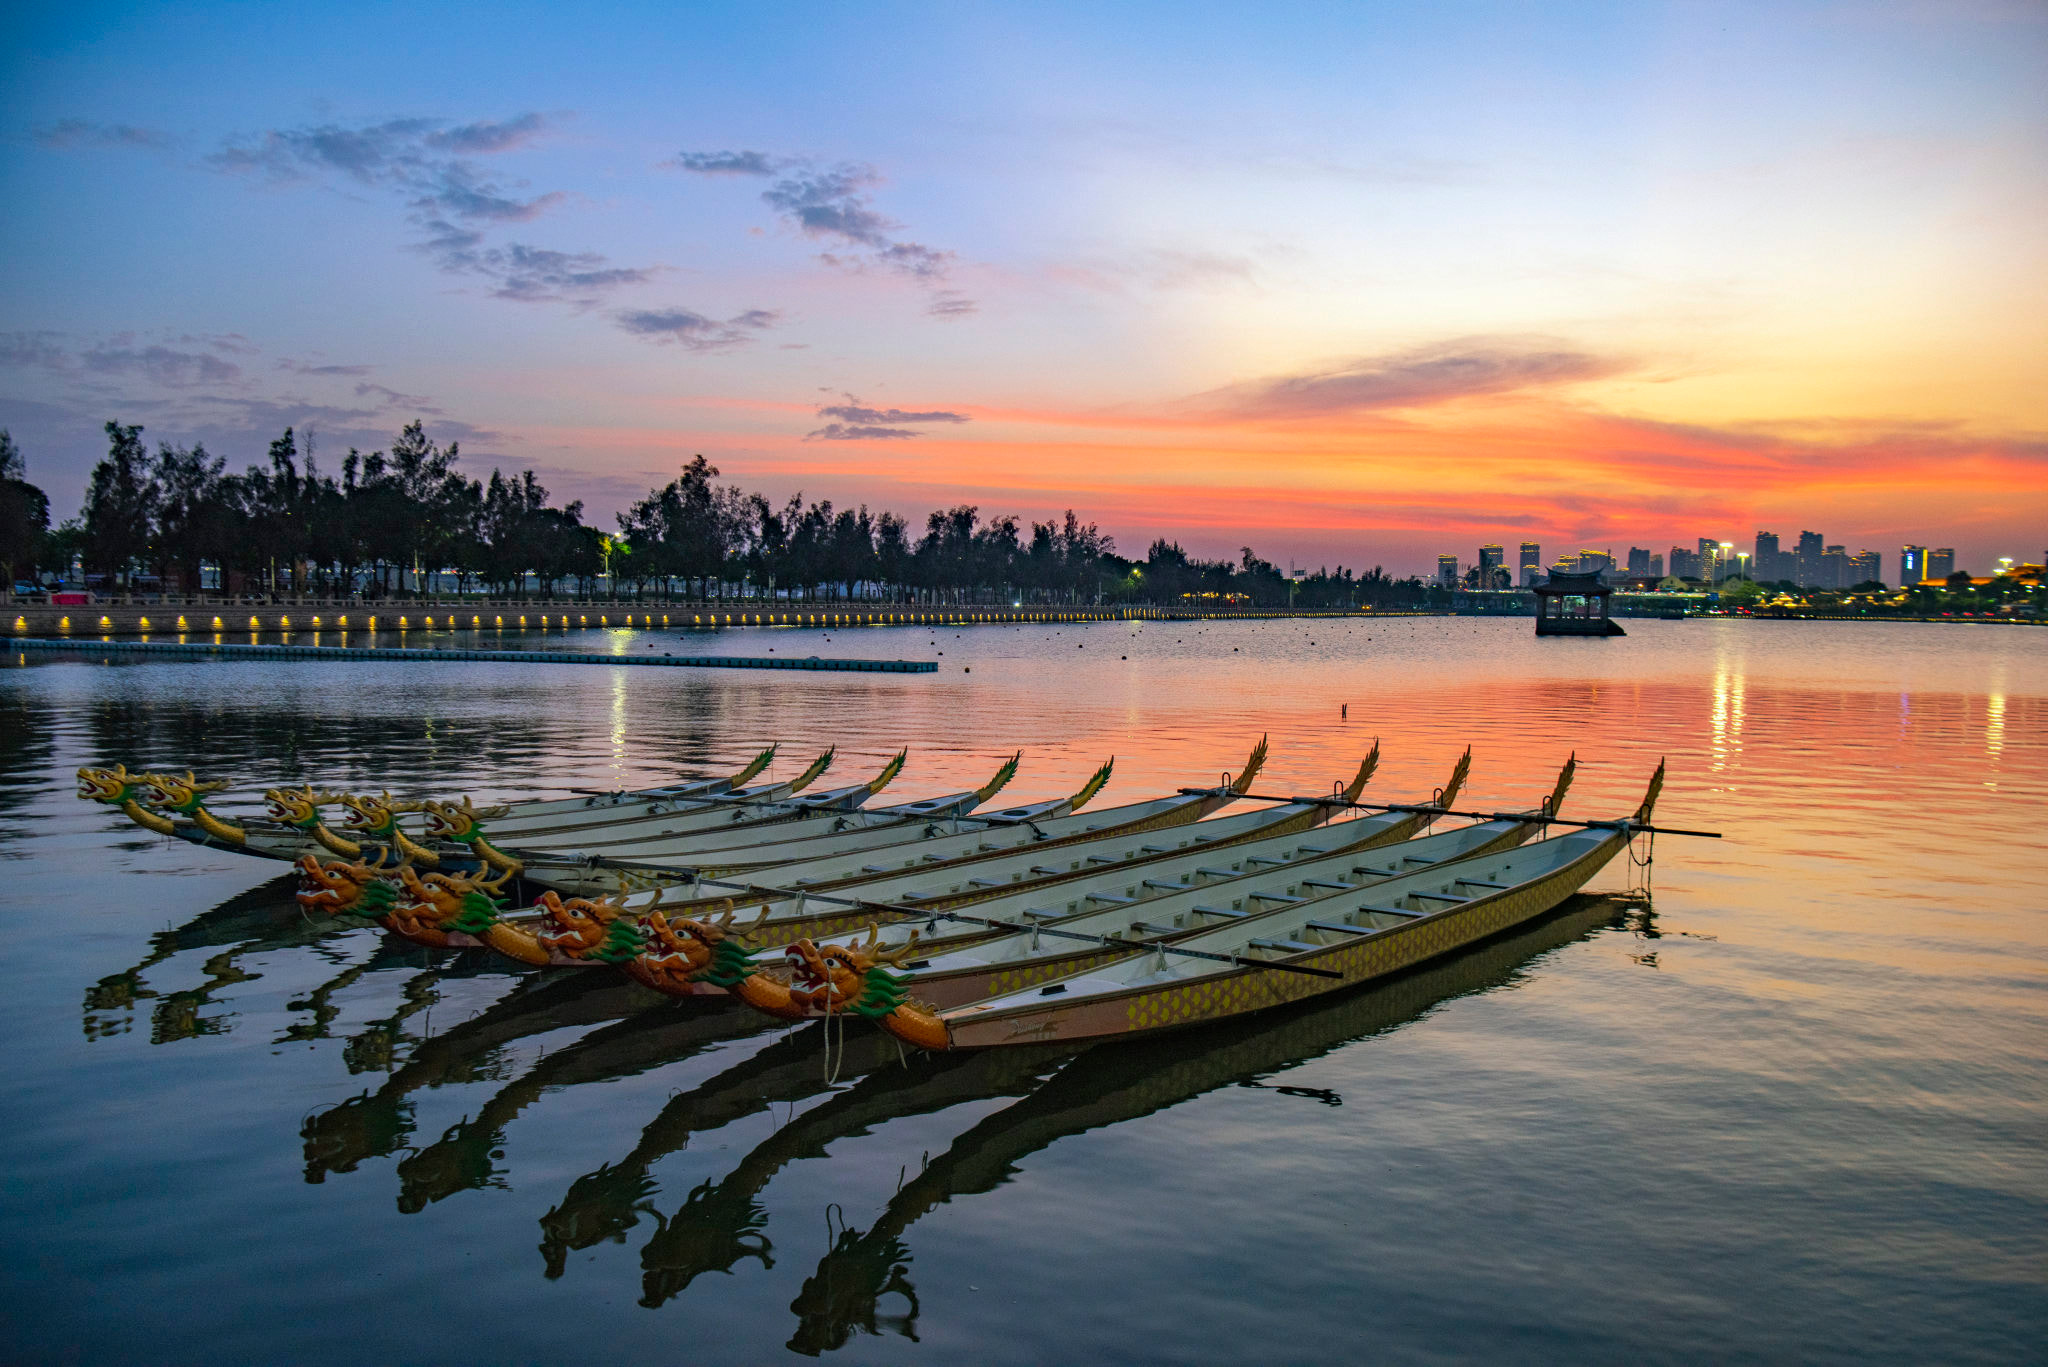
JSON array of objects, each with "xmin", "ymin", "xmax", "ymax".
[
  {"xmin": 83, "ymin": 876, "xmax": 368, "ymax": 1043},
  {"xmin": 635, "ymin": 1043, "xmax": 1074, "ymax": 1309},
  {"xmin": 303, "ymin": 972, "xmax": 669, "ymax": 1183},
  {"xmin": 781, "ymin": 892, "xmax": 1630, "ymax": 1354},
  {"xmin": 535, "ymin": 1023, "xmax": 908, "ymax": 1277},
  {"xmin": 391, "ymin": 996, "xmax": 778, "ymax": 1213}
]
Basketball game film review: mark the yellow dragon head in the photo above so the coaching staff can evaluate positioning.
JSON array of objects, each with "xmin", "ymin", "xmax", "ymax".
[
  {"xmin": 77, "ymin": 762, "xmax": 148, "ymax": 806},
  {"xmin": 421, "ymin": 795, "xmax": 512, "ymax": 844},
  {"xmin": 265, "ymin": 784, "xmax": 340, "ymax": 830},
  {"xmin": 140, "ymin": 770, "xmax": 231, "ymax": 816},
  {"xmin": 335, "ymin": 791, "xmax": 421, "ymax": 837}
]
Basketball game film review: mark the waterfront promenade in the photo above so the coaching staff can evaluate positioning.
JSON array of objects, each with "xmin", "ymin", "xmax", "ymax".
[{"xmin": 4, "ymin": 600, "xmax": 1365, "ymax": 638}]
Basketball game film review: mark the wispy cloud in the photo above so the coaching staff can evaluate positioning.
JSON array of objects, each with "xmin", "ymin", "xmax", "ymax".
[
  {"xmin": 354, "ymin": 382, "xmax": 441, "ymax": 413},
  {"xmin": 80, "ymin": 345, "xmax": 240, "ymax": 387},
  {"xmin": 614, "ymin": 307, "xmax": 779, "ymax": 352},
  {"xmin": 35, "ymin": 119, "xmax": 173, "ymax": 151},
  {"xmin": 668, "ymin": 149, "xmax": 782, "ymax": 175},
  {"xmin": 279, "ymin": 359, "xmax": 374, "ymax": 376},
  {"xmin": 209, "ymin": 113, "xmax": 660, "ymax": 308},
  {"xmin": 0, "ymin": 332, "xmax": 69, "ymax": 370},
  {"xmin": 422, "ymin": 239, "xmax": 655, "ymax": 302},
  {"xmin": 805, "ymin": 393, "xmax": 970, "ymax": 440},
  {"xmin": 817, "ymin": 402, "xmax": 968, "ymax": 425},
  {"xmin": 1198, "ymin": 336, "xmax": 1630, "ymax": 418},
  {"xmin": 670, "ymin": 147, "xmax": 971, "ymax": 311}
]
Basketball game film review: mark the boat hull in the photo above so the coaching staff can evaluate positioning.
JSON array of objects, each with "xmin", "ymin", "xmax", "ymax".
[{"xmin": 943, "ymin": 831, "xmax": 1625, "ymax": 1049}]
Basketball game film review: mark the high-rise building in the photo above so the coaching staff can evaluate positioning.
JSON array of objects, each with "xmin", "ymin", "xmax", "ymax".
[
  {"xmin": 1821, "ymin": 545, "xmax": 1846, "ymax": 589},
  {"xmin": 1795, "ymin": 530, "xmax": 1824, "ymax": 587},
  {"xmin": 1901, "ymin": 545, "xmax": 1927, "ymax": 584},
  {"xmin": 1436, "ymin": 554, "xmax": 1459, "ymax": 589},
  {"xmin": 1848, "ymin": 550, "xmax": 1882, "ymax": 586},
  {"xmin": 1551, "ymin": 556, "xmax": 1579, "ymax": 578},
  {"xmin": 1669, "ymin": 546, "xmax": 1700, "ymax": 579},
  {"xmin": 1627, "ymin": 547, "xmax": 1651, "ymax": 575},
  {"xmin": 1650, "ymin": 552, "xmax": 1665, "ymax": 579},
  {"xmin": 1477, "ymin": 544, "xmax": 1503, "ymax": 588},
  {"xmin": 1578, "ymin": 550, "xmax": 1614, "ymax": 581},
  {"xmin": 1518, "ymin": 541, "xmax": 1542, "ymax": 588},
  {"xmin": 1754, "ymin": 531, "xmax": 1781, "ymax": 581},
  {"xmin": 1696, "ymin": 538, "xmax": 1721, "ymax": 583},
  {"xmin": 1928, "ymin": 548, "xmax": 1955, "ymax": 582}
]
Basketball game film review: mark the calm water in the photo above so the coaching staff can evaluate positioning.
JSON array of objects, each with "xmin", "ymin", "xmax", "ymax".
[{"xmin": 2, "ymin": 617, "xmax": 2042, "ymax": 1364}]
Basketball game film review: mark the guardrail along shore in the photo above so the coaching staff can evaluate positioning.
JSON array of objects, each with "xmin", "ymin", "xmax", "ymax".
[
  {"xmin": 5, "ymin": 602, "xmax": 1361, "ymax": 638},
  {"xmin": 10, "ymin": 638, "xmax": 938, "ymax": 673}
]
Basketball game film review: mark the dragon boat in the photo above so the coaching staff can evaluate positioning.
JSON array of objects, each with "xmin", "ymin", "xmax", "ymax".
[
  {"xmin": 511, "ymin": 739, "xmax": 1265, "ymax": 897},
  {"xmin": 72, "ymin": 744, "xmax": 833, "ymax": 866},
  {"xmin": 811, "ymin": 756, "xmax": 1577, "ymax": 1012},
  {"xmin": 359, "ymin": 745, "xmax": 1469, "ymax": 991},
  {"xmin": 295, "ymin": 739, "xmax": 1279, "ymax": 963},
  {"xmin": 484, "ymin": 749, "xmax": 916, "ymax": 853},
  {"xmin": 494, "ymin": 749, "xmax": 1021, "ymax": 863},
  {"xmin": 753, "ymin": 761, "xmax": 1663, "ymax": 1051}
]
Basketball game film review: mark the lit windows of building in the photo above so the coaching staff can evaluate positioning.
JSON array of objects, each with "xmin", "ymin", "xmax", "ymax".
[
  {"xmin": 1436, "ymin": 554, "xmax": 1459, "ymax": 589},
  {"xmin": 1901, "ymin": 544, "xmax": 1927, "ymax": 584}
]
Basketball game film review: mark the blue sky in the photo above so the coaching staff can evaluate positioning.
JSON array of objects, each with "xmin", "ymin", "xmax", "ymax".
[{"xmin": 4, "ymin": 1, "xmax": 2044, "ymax": 571}]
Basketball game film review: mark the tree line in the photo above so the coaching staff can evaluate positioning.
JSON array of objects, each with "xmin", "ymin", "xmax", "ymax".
[{"xmin": 0, "ymin": 419, "xmax": 1446, "ymax": 608}]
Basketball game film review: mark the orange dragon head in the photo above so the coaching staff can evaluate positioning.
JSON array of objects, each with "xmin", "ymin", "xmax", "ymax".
[
  {"xmin": 295, "ymin": 853, "xmax": 400, "ymax": 917},
  {"xmin": 782, "ymin": 924, "xmax": 923, "ymax": 1018}
]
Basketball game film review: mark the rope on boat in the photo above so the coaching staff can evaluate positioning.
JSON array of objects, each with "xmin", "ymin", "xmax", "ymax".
[
  {"xmin": 1192, "ymin": 789, "xmax": 1720, "ymax": 839},
  {"xmin": 1625, "ymin": 826, "xmax": 1656, "ymax": 899}
]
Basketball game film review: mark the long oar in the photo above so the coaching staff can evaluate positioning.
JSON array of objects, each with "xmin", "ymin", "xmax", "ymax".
[
  {"xmin": 563, "ymin": 866, "xmax": 1343, "ymax": 981},
  {"xmin": 1184, "ymin": 789, "xmax": 1720, "ymax": 840}
]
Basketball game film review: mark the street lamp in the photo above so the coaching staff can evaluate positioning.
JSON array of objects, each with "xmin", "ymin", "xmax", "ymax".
[{"xmin": 599, "ymin": 535, "xmax": 628, "ymax": 599}]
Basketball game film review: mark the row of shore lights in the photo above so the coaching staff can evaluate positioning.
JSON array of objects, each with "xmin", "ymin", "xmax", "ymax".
[{"xmin": 16, "ymin": 608, "xmax": 1121, "ymax": 635}]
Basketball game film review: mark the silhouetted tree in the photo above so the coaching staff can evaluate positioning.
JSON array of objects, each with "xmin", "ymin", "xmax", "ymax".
[{"xmin": 0, "ymin": 430, "xmax": 52, "ymax": 599}]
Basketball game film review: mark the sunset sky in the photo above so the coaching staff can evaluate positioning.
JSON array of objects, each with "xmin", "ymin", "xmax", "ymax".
[{"xmin": 3, "ymin": 1, "xmax": 2043, "ymax": 575}]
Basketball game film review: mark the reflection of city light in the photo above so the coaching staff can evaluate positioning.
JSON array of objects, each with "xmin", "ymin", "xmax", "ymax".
[
  {"xmin": 1987, "ymin": 692, "xmax": 2005, "ymax": 757},
  {"xmin": 1709, "ymin": 663, "xmax": 1746, "ymax": 770},
  {"xmin": 611, "ymin": 673, "xmax": 628, "ymax": 768}
]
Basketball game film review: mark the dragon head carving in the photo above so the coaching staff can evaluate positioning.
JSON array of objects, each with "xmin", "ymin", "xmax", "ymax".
[
  {"xmin": 782, "ymin": 924, "xmax": 923, "ymax": 1018},
  {"xmin": 77, "ymin": 762, "xmax": 147, "ymax": 806},
  {"xmin": 295, "ymin": 853, "xmax": 400, "ymax": 917},
  {"xmin": 265, "ymin": 784, "xmax": 339, "ymax": 829},
  {"xmin": 422, "ymin": 795, "xmax": 511, "ymax": 843},
  {"xmin": 633, "ymin": 901, "xmax": 769, "ymax": 988},
  {"xmin": 334, "ymin": 791, "xmax": 421, "ymax": 837},
  {"xmin": 530, "ymin": 890, "xmax": 645, "ymax": 962},
  {"xmin": 141, "ymin": 770, "xmax": 231, "ymax": 815}
]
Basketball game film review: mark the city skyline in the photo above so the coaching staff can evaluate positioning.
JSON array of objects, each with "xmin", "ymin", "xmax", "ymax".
[
  {"xmin": 1440, "ymin": 530, "xmax": 2035, "ymax": 591},
  {"xmin": 3, "ymin": 3, "xmax": 2045, "ymax": 577}
]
